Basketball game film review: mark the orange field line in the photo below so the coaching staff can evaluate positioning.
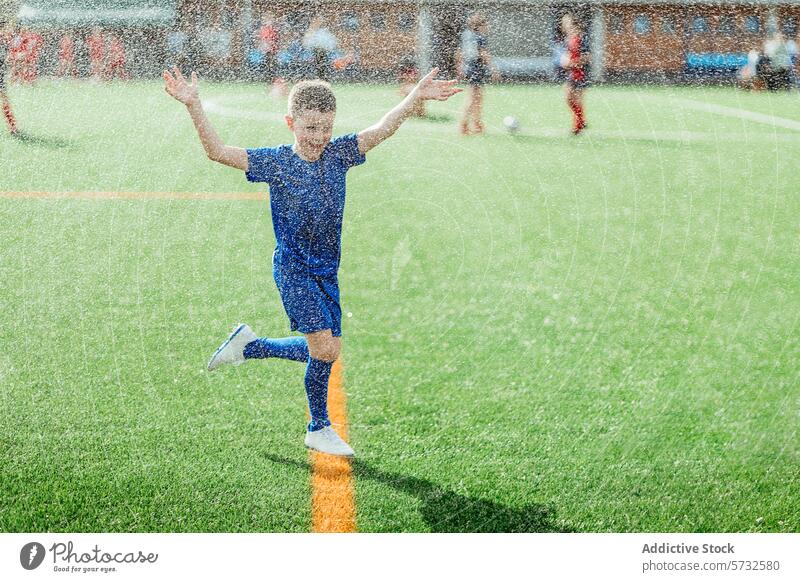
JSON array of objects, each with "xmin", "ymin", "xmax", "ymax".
[
  {"xmin": 0, "ymin": 191, "xmax": 264, "ymax": 201},
  {"xmin": 310, "ymin": 359, "xmax": 356, "ymax": 533}
]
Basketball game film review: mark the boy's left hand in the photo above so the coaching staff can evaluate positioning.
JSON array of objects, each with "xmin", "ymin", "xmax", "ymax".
[
  {"xmin": 414, "ymin": 68, "xmax": 462, "ymax": 101},
  {"xmin": 163, "ymin": 67, "xmax": 199, "ymax": 106}
]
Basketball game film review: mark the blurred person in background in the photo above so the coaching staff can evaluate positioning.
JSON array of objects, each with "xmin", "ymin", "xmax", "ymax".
[
  {"xmin": 763, "ymin": 31, "xmax": 792, "ymax": 90},
  {"xmin": 56, "ymin": 31, "xmax": 77, "ymax": 78},
  {"xmin": 105, "ymin": 31, "xmax": 128, "ymax": 80},
  {"xmin": 786, "ymin": 34, "xmax": 798, "ymax": 89},
  {"xmin": 166, "ymin": 26, "xmax": 189, "ymax": 72},
  {"xmin": 560, "ymin": 14, "xmax": 590, "ymax": 135},
  {"xmin": 19, "ymin": 27, "xmax": 42, "ymax": 83},
  {"xmin": 255, "ymin": 12, "xmax": 279, "ymax": 84},
  {"xmin": 458, "ymin": 12, "xmax": 494, "ymax": 136},
  {"xmin": 279, "ymin": 29, "xmax": 313, "ymax": 82},
  {"xmin": 86, "ymin": 27, "xmax": 105, "ymax": 81},
  {"xmin": 303, "ymin": 15, "xmax": 338, "ymax": 81},
  {"xmin": 738, "ymin": 47, "xmax": 762, "ymax": 90},
  {"xmin": 0, "ymin": 20, "xmax": 18, "ymax": 134},
  {"xmin": 8, "ymin": 26, "xmax": 26, "ymax": 83}
]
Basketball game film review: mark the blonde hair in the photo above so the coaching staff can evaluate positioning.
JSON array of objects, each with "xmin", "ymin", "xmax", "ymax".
[{"xmin": 288, "ymin": 80, "xmax": 337, "ymax": 117}]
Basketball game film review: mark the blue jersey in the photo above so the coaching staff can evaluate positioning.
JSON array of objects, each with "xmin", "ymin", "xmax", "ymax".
[{"xmin": 246, "ymin": 133, "xmax": 366, "ymax": 277}]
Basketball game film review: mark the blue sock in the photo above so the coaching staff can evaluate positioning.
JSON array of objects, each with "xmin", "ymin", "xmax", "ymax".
[
  {"xmin": 305, "ymin": 357, "xmax": 333, "ymax": 432},
  {"xmin": 243, "ymin": 337, "xmax": 309, "ymax": 362}
]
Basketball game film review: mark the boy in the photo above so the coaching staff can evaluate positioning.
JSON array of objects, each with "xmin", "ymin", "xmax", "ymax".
[{"xmin": 163, "ymin": 67, "xmax": 460, "ymax": 457}]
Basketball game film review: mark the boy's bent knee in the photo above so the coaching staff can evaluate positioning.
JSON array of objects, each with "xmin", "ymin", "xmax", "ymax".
[
  {"xmin": 305, "ymin": 330, "xmax": 340, "ymax": 362},
  {"xmin": 310, "ymin": 342, "xmax": 340, "ymax": 362}
]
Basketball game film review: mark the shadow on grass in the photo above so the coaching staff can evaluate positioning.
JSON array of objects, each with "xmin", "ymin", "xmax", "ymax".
[
  {"xmin": 8, "ymin": 131, "xmax": 75, "ymax": 149},
  {"xmin": 420, "ymin": 113, "xmax": 454, "ymax": 124},
  {"xmin": 264, "ymin": 453, "xmax": 571, "ymax": 532}
]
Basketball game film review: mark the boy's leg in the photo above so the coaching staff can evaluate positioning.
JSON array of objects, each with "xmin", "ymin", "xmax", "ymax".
[
  {"xmin": 243, "ymin": 335, "xmax": 308, "ymax": 362},
  {"xmin": 302, "ymin": 329, "xmax": 354, "ymax": 456},
  {"xmin": 208, "ymin": 325, "xmax": 312, "ymax": 370},
  {"xmin": 303, "ymin": 329, "xmax": 340, "ymax": 431},
  {"xmin": 274, "ymin": 271, "xmax": 354, "ymax": 455}
]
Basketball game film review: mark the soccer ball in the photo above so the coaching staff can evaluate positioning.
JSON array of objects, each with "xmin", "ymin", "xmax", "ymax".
[{"xmin": 503, "ymin": 116, "xmax": 520, "ymax": 134}]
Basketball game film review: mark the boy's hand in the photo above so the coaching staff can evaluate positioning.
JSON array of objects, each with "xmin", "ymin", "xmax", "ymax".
[
  {"xmin": 163, "ymin": 67, "xmax": 199, "ymax": 106},
  {"xmin": 413, "ymin": 68, "xmax": 462, "ymax": 102},
  {"xmin": 357, "ymin": 67, "xmax": 461, "ymax": 154}
]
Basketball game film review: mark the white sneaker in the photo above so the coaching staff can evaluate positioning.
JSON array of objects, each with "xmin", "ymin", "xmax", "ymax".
[
  {"xmin": 304, "ymin": 426, "xmax": 355, "ymax": 457},
  {"xmin": 207, "ymin": 323, "xmax": 257, "ymax": 371}
]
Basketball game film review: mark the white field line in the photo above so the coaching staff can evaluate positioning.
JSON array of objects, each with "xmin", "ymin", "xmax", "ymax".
[
  {"xmin": 203, "ymin": 94, "xmax": 800, "ymax": 143},
  {"xmin": 675, "ymin": 97, "xmax": 800, "ymax": 132},
  {"xmin": 511, "ymin": 127, "xmax": 799, "ymax": 142}
]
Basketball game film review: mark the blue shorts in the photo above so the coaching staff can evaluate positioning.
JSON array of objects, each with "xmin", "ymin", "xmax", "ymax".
[
  {"xmin": 465, "ymin": 61, "xmax": 489, "ymax": 86},
  {"xmin": 274, "ymin": 265, "xmax": 342, "ymax": 337}
]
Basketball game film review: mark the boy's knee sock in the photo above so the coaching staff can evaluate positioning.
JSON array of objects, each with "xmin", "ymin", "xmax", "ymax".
[
  {"xmin": 305, "ymin": 357, "xmax": 333, "ymax": 432},
  {"xmin": 568, "ymin": 101, "xmax": 584, "ymax": 128},
  {"xmin": 243, "ymin": 337, "xmax": 308, "ymax": 362}
]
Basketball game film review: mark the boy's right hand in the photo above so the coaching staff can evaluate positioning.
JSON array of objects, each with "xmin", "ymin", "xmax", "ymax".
[{"xmin": 163, "ymin": 67, "xmax": 199, "ymax": 106}]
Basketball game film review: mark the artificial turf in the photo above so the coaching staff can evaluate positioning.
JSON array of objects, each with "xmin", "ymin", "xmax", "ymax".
[{"xmin": 0, "ymin": 80, "xmax": 798, "ymax": 532}]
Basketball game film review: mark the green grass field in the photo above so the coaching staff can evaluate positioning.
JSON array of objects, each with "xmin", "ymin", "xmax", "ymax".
[{"xmin": 1, "ymin": 80, "xmax": 798, "ymax": 532}]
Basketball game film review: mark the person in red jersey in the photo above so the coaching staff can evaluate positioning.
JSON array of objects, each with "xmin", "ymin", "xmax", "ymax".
[
  {"xmin": 0, "ymin": 20, "xmax": 18, "ymax": 134},
  {"xmin": 86, "ymin": 27, "xmax": 105, "ymax": 80},
  {"xmin": 105, "ymin": 32, "xmax": 129, "ymax": 80},
  {"xmin": 21, "ymin": 28, "xmax": 43, "ymax": 83},
  {"xmin": 560, "ymin": 14, "xmax": 591, "ymax": 135},
  {"xmin": 8, "ymin": 26, "xmax": 26, "ymax": 83},
  {"xmin": 56, "ymin": 32, "xmax": 77, "ymax": 78},
  {"xmin": 255, "ymin": 12, "xmax": 279, "ymax": 84}
]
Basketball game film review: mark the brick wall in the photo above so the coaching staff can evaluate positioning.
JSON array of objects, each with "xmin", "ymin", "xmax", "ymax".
[
  {"xmin": 604, "ymin": 5, "xmax": 686, "ymax": 71},
  {"xmin": 603, "ymin": 4, "xmax": 775, "ymax": 73}
]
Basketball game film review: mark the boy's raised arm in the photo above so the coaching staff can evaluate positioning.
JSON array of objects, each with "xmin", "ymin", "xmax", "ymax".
[
  {"xmin": 163, "ymin": 67, "xmax": 248, "ymax": 171},
  {"xmin": 357, "ymin": 68, "xmax": 461, "ymax": 154}
]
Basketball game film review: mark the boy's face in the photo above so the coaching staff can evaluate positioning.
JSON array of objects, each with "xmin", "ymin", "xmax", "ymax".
[{"xmin": 286, "ymin": 109, "xmax": 336, "ymax": 159}]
